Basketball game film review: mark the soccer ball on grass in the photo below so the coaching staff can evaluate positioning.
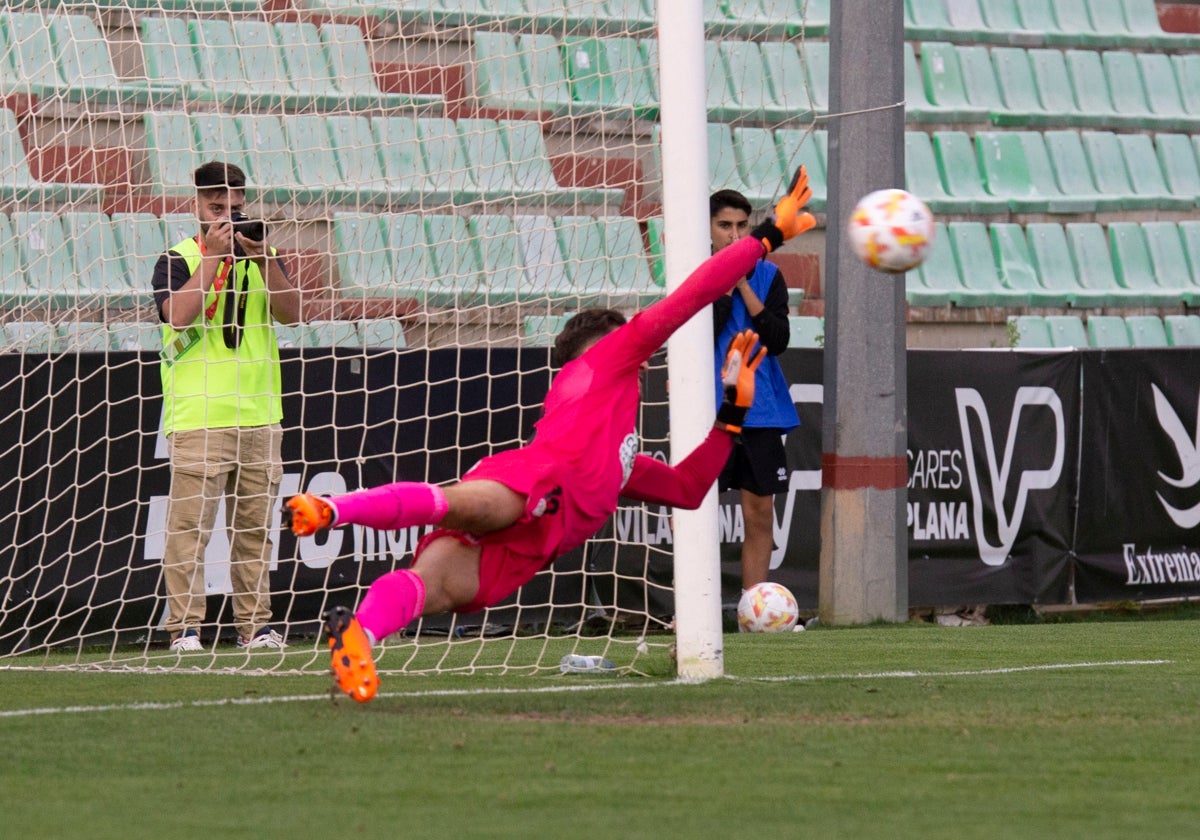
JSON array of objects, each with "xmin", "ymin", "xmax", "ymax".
[
  {"xmin": 847, "ymin": 188, "xmax": 935, "ymax": 273},
  {"xmin": 737, "ymin": 582, "xmax": 800, "ymax": 633}
]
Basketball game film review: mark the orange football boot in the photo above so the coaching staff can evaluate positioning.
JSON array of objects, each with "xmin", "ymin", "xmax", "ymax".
[{"xmin": 325, "ymin": 606, "xmax": 379, "ymax": 703}]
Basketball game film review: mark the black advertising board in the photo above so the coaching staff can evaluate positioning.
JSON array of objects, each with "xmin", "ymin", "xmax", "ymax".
[{"xmin": 1074, "ymin": 349, "xmax": 1200, "ymax": 601}]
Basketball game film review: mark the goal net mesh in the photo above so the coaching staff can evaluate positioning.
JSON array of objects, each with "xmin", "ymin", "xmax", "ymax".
[{"xmin": 0, "ymin": 0, "xmax": 824, "ymax": 674}]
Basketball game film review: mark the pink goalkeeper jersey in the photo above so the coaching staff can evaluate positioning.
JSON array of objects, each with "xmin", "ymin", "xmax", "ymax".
[{"xmin": 463, "ymin": 235, "xmax": 765, "ymax": 562}]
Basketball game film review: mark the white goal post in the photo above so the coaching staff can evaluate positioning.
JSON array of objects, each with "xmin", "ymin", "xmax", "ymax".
[{"xmin": 0, "ymin": 0, "xmax": 826, "ymax": 675}]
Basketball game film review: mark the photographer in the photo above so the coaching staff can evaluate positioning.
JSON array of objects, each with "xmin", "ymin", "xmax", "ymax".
[{"xmin": 151, "ymin": 160, "xmax": 301, "ymax": 652}]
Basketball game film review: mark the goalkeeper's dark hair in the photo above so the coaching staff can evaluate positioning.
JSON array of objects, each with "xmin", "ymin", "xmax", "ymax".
[
  {"xmin": 553, "ymin": 309, "xmax": 627, "ymax": 366},
  {"xmin": 710, "ymin": 189, "xmax": 752, "ymax": 219},
  {"xmin": 194, "ymin": 160, "xmax": 247, "ymax": 195}
]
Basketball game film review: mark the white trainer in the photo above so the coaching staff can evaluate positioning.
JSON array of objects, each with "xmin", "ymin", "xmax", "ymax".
[
  {"xmin": 238, "ymin": 628, "xmax": 287, "ymax": 649},
  {"xmin": 170, "ymin": 631, "xmax": 202, "ymax": 652}
]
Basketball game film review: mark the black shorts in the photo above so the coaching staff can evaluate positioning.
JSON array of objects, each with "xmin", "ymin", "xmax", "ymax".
[{"xmin": 719, "ymin": 427, "xmax": 789, "ymax": 496}]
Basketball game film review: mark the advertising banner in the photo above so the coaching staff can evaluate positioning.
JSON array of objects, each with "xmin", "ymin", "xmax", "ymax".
[{"xmin": 1075, "ymin": 349, "xmax": 1200, "ymax": 601}]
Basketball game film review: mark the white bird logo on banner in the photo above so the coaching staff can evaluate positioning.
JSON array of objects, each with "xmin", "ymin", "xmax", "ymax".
[{"xmin": 1153, "ymin": 384, "xmax": 1200, "ymax": 529}]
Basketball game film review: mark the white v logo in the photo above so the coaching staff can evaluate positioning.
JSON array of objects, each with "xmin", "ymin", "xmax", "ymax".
[
  {"xmin": 955, "ymin": 387, "xmax": 1065, "ymax": 567},
  {"xmin": 1152, "ymin": 384, "xmax": 1200, "ymax": 529}
]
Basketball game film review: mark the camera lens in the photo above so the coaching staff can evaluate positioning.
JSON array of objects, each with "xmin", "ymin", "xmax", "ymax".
[{"xmin": 229, "ymin": 211, "xmax": 266, "ymax": 242}]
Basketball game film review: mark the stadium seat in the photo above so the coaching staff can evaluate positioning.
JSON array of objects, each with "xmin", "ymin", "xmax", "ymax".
[
  {"xmin": 191, "ymin": 113, "xmax": 254, "ymax": 191},
  {"xmin": 1124, "ymin": 315, "xmax": 1169, "ymax": 347},
  {"xmin": 332, "ymin": 213, "xmax": 392, "ymax": 297},
  {"xmin": 717, "ymin": 39, "xmax": 788, "ymax": 123},
  {"xmin": 905, "ymin": 131, "xmax": 969, "ymax": 214},
  {"xmin": 11, "ymin": 212, "xmax": 82, "ymax": 309},
  {"xmin": 644, "ymin": 216, "xmax": 666, "ymax": 288},
  {"xmin": 1008, "ymin": 315, "xmax": 1053, "ymax": 348},
  {"xmin": 274, "ymin": 21, "xmax": 358, "ymax": 112},
  {"xmin": 303, "ymin": 320, "xmax": 363, "ymax": 348},
  {"xmin": 946, "ymin": 222, "xmax": 1020, "ymax": 305},
  {"xmin": 1107, "ymin": 222, "xmax": 1186, "ymax": 306},
  {"xmin": 284, "ymin": 115, "xmax": 374, "ymax": 207},
  {"xmin": 111, "ymin": 213, "xmax": 166, "ymax": 290},
  {"xmin": 0, "ymin": 109, "xmax": 102, "ymax": 204},
  {"xmin": 236, "ymin": 115, "xmax": 311, "ymax": 205},
  {"xmin": 931, "ymin": 131, "xmax": 1008, "ymax": 212},
  {"xmin": 319, "ymin": 23, "xmax": 431, "ymax": 109},
  {"xmin": 1041, "ymin": 130, "xmax": 1123, "ymax": 212},
  {"xmin": 601, "ymin": 215, "xmax": 660, "ymax": 306},
  {"xmin": 1080, "ymin": 130, "xmax": 1164, "ymax": 211},
  {"xmin": 473, "ymin": 30, "xmax": 572, "ymax": 116},
  {"xmin": 413, "ymin": 116, "xmax": 476, "ymax": 205},
  {"xmin": 1155, "ymin": 133, "xmax": 1200, "ymax": 204},
  {"xmin": 370, "ymin": 116, "xmax": 431, "ymax": 203},
  {"xmin": 1024, "ymin": 222, "xmax": 1105, "ymax": 307},
  {"xmin": 422, "ymin": 213, "xmax": 489, "ymax": 307},
  {"xmin": 989, "ymin": 222, "xmax": 1070, "ymax": 306},
  {"xmin": 760, "ymin": 40, "xmax": 817, "ymax": 120},
  {"xmin": 787, "ymin": 316, "xmax": 824, "ymax": 348},
  {"xmin": 909, "ymin": 222, "xmax": 966, "ymax": 307},
  {"xmin": 1063, "ymin": 50, "xmax": 1124, "ymax": 126},
  {"xmin": 1086, "ymin": 315, "xmax": 1132, "ymax": 348},
  {"xmin": 1064, "ymin": 222, "xmax": 1146, "ymax": 307},
  {"xmin": 324, "ymin": 114, "xmax": 396, "ymax": 206},
  {"xmin": 917, "ymin": 42, "xmax": 992, "ymax": 123},
  {"xmin": 467, "ymin": 214, "xmax": 528, "ymax": 303},
  {"xmin": 989, "ymin": 46, "xmax": 1064, "ymax": 126},
  {"xmin": 1045, "ymin": 315, "xmax": 1089, "ymax": 348},
  {"xmin": 143, "ymin": 112, "xmax": 200, "ymax": 197},
  {"xmin": 1176, "ymin": 220, "xmax": 1200, "ymax": 303},
  {"xmin": 60, "ymin": 212, "xmax": 139, "ymax": 309},
  {"xmin": 1114, "ymin": 133, "xmax": 1194, "ymax": 210},
  {"xmin": 1163, "ymin": 314, "xmax": 1200, "ymax": 346},
  {"xmin": 382, "ymin": 213, "xmax": 435, "ymax": 300},
  {"xmin": 50, "ymin": 15, "xmax": 180, "ymax": 107},
  {"xmin": 2, "ymin": 321, "xmax": 59, "ymax": 353},
  {"xmin": 140, "ymin": 16, "xmax": 205, "ymax": 100},
  {"xmin": 733, "ymin": 127, "xmax": 787, "ymax": 208},
  {"xmin": 561, "ymin": 36, "xmax": 658, "ymax": 120},
  {"xmin": 974, "ymin": 130, "xmax": 1096, "ymax": 213},
  {"xmin": 57, "ymin": 321, "xmax": 113, "ymax": 353}
]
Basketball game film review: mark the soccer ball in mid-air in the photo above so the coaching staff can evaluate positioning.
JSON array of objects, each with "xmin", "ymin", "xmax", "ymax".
[
  {"xmin": 737, "ymin": 582, "xmax": 800, "ymax": 633},
  {"xmin": 847, "ymin": 188, "xmax": 935, "ymax": 273}
]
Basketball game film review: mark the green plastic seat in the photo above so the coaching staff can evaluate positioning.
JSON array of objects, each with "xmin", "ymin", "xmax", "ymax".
[
  {"xmin": 12, "ymin": 212, "xmax": 78, "ymax": 308},
  {"xmin": 139, "ymin": 16, "xmax": 204, "ymax": 99},
  {"xmin": 975, "ymin": 130, "xmax": 1095, "ymax": 213},
  {"xmin": 50, "ymin": 14, "xmax": 179, "ymax": 106},
  {"xmin": 1026, "ymin": 48, "xmax": 1101, "ymax": 126},
  {"xmin": 467, "ymin": 214, "xmax": 527, "ymax": 303},
  {"xmin": 61, "ymin": 212, "xmax": 137, "ymax": 309},
  {"xmin": 990, "ymin": 46, "xmax": 1055, "ymax": 126},
  {"xmin": 1136, "ymin": 52, "xmax": 1197, "ymax": 130},
  {"xmin": 1124, "ymin": 315, "xmax": 1169, "ymax": 347},
  {"xmin": 110, "ymin": 213, "xmax": 166, "ymax": 290},
  {"xmin": 191, "ymin": 114, "xmax": 253, "ymax": 192},
  {"xmin": 1008, "ymin": 315, "xmax": 1053, "ymax": 348},
  {"xmin": 1064, "ymin": 222, "xmax": 1145, "ymax": 307},
  {"xmin": 990, "ymin": 222, "xmax": 1070, "ymax": 306},
  {"xmin": 946, "ymin": 222, "xmax": 1021, "ymax": 305},
  {"xmin": 1140, "ymin": 221, "xmax": 1195, "ymax": 299},
  {"xmin": 931, "ymin": 130, "xmax": 1009, "ymax": 213},
  {"xmin": 523, "ymin": 314, "xmax": 573, "ymax": 347},
  {"xmin": 4, "ymin": 12, "xmax": 66, "ymax": 98},
  {"xmin": 0, "ymin": 109, "xmax": 101, "ymax": 204},
  {"xmin": 383, "ymin": 214, "xmax": 435, "ymax": 298},
  {"xmin": 324, "ymin": 115, "xmax": 395, "ymax": 206},
  {"xmin": 905, "ymin": 0, "xmax": 953, "ymax": 40},
  {"xmin": 601, "ymin": 215, "xmax": 660, "ymax": 306},
  {"xmin": 554, "ymin": 216, "xmax": 612, "ymax": 307},
  {"xmin": 143, "ymin": 112, "xmax": 199, "ymax": 197},
  {"xmin": 760, "ymin": 40, "xmax": 816, "ymax": 120},
  {"xmin": 1176, "ymin": 220, "xmax": 1200, "ymax": 300},
  {"xmin": 733, "ymin": 127, "xmax": 787, "ymax": 208},
  {"xmin": 1042, "ymin": 130, "xmax": 1122, "ymax": 212},
  {"xmin": 801, "ymin": 40, "xmax": 830, "ymax": 117},
  {"xmin": 0, "ymin": 213, "xmax": 26, "ymax": 308},
  {"xmin": 282, "ymin": 115, "xmax": 369, "ymax": 208},
  {"xmin": 563, "ymin": 36, "xmax": 657, "ymax": 120},
  {"xmin": 474, "ymin": 30, "xmax": 551, "ymax": 114},
  {"xmin": 718, "ymin": 39, "xmax": 787, "ymax": 123},
  {"xmin": 1163, "ymin": 314, "xmax": 1200, "ymax": 346},
  {"xmin": 332, "ymin": 213, "xmax": 392, "ymax": 297},
  {"xmin": 232, "ymin": 19, "xmax": 307, "ymax": 111},
  {"xmin": 1045, "ymin": 315, "xmax": 1089, "ymax": 348},
  {"xmin": 1080, "ymin": 130, "xmax": 1156, "ymax": 211},
  {"xmin": 423, "ymin": 214, "xmax": 489, "ymax": 307},
  {"xmin": 1115, "ymin": 133, "xmax": 1193, "ymax": 210},
  {"xmin": 108, "ymin": 322, "xmax": 164, "ymax": 352},
  {"xmin": 515, "ymin": 214, "xmax": 573, "ymax": 302},
  {"xmin": 910, "ymin": 222, "xmax": 967, "ymax": 307},
  {"xmin": 1063, "ymin": 50, "xmax": 1124, "ymax": 127},
  {"xmin": 905, "ymin": 130, "xmax": 967, "ymax": 214},
  {"xmin": 319, "ymin": 23, "xmax": 431, "ymax": 109},
  {"xmin": 917, "ymin": 42, "xmax": 991, "ymax": 123},
  {"xmin": 2, "ymin": 321, "xmax": 60, "ymax": 353},
  {"xmin": 1156, "ymin": 133, "xmax": 1200, "ymax": 204},
  {"xmin": 1025, "ymin": 222, "xmax": 1097, "ymax": 307},
  {"xmin": 274, "ymin": 21, "xmax": 353, "ymax": 112},
  {"xmin": 1107, "ymin": 221, "xmax": 1185, "ymax": 305},
  {"xmin": 955, "ymin": 44, "xmax": 1007, "ymax": 115},
  {"xmin": 787, "ymin": 316, "xmax": 824, "ymax": 348},
  {"xmin": 1086, "ymin": 315, "xmax": 1132, "ymax": 348},
  {"xmin": 236, "ymin": 115, "xmax": 308, "ymax": 205},
  {"xmin": 415, "ymin": 117, "xmax": 476, "ymax": 206},
  {"xmin": 371, "ymin": 116, "xmax": 430, "ymax": 203}
]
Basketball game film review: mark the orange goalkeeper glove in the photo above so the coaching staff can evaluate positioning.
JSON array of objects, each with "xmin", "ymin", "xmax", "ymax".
[
  {"xmin": 751, "ymin": 165, "xmax": 817, "ymax": 253},
  {"xmin": 283, "ymin": 493, "xmax": 336, "ymax": 537},
  {"xmin": 714, "ymin": 329, "xmax": 767, "ymax": 435}
]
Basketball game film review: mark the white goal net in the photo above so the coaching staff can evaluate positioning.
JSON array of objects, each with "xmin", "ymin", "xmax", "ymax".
[{"xmin": 0, "ymin": 0, "xmax": 826, "ymax": 674}]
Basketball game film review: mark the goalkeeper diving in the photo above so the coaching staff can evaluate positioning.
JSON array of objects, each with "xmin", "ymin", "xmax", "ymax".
[{"xmin": 284, "ymin": 168, "xmax": 816, "ymax": 701}]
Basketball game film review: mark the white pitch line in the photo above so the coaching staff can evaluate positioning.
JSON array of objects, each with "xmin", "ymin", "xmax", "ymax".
[{"xmin": 0, "ymin": 659, "xmax": 1172, "ymax": 720}]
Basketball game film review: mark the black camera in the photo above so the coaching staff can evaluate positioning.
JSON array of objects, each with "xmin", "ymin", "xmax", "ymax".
[{"xmin": 230, "ymin": 211, "xmax": 266, "ymax": 242}]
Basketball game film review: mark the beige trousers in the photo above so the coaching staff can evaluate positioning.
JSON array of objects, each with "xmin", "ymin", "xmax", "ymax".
[{"xmin": 162, "ymin": 425, "xmax": 283, "ymax": 640}]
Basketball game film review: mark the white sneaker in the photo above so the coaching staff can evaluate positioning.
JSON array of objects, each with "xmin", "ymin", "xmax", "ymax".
[
  {"xmin": 237, "ymin": 628, "xmax": 287, "ymax": 649},
  {"xmin": 170, "ymin": 630, "xmax": 202, "ymax": 652}
]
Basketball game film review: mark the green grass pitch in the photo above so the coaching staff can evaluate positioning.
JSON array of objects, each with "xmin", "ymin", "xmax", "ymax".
[{"xmin": 1, "ymin": 618, "xmax": 1197, "ymax": 839}]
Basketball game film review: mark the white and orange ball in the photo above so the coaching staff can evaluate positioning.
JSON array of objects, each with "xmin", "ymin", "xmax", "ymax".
[
  {"xmin": 737, "ymin": 582, "xmax": 800, "ymax": 633},
  {"xmin": 847, "ymin": 188, "xmax": 935, "ymax": 273}
]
